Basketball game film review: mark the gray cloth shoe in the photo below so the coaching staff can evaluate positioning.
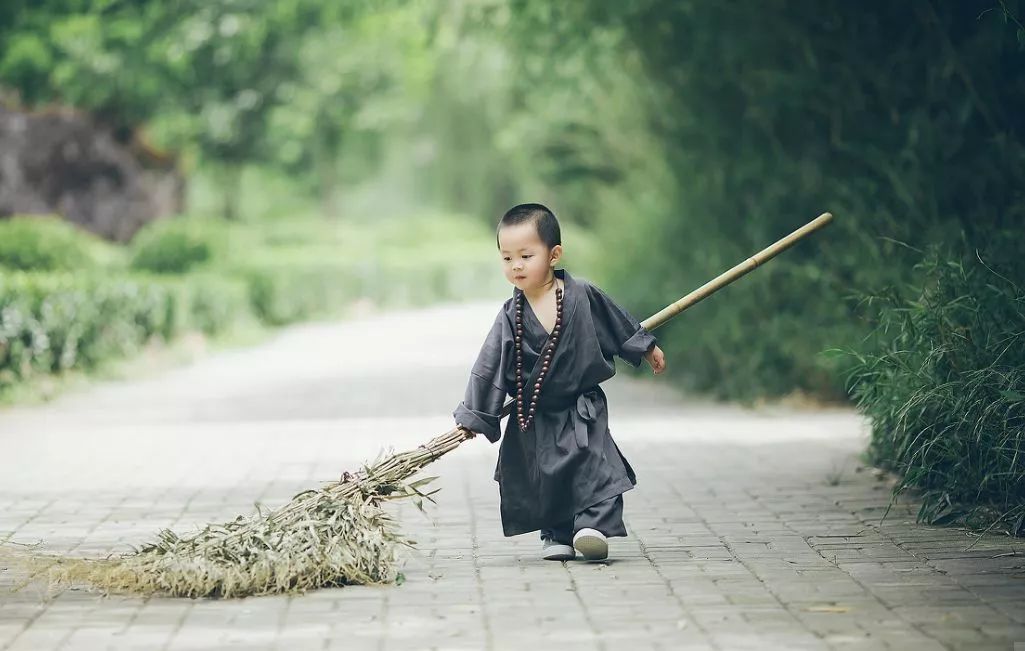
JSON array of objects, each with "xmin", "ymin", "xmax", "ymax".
[
  {"xmin": 541, "ymin": 537, "xmax": 575, "ymax": 561},
  {"xmin": 572, "ymin": 528, "xmax": 608, "ymax": 561}
]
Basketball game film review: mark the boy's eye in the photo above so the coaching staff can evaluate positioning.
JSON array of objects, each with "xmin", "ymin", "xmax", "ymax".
[
  {"xmin": 523, "ymin": 255, "xmax": 533, "ymax": 259},
  {"xmin": 503, "ymin": 257, "xmax": 511, "ymax": 261}
]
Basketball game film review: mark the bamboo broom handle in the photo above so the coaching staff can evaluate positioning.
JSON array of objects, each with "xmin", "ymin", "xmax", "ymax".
[
  {"xmin": 641, "ymin": 211, "xmax": 834, "ymax": 331},
  {"xmin": 496, "ymin": 212, "xmax": 834, "ymax": 419}
]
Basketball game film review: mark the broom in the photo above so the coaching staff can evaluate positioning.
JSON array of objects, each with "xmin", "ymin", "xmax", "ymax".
[{"xmin": 2, "ymin": 212, "xmax": 834, "ymax": 599}]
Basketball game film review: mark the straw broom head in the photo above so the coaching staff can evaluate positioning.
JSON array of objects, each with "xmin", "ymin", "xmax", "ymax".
[{"xmin": 2, "ymin": 428, "xmax": 470, "ymax": 599}]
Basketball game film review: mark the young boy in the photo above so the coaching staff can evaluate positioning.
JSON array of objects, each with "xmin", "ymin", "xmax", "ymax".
[{"xmin": 454, "ymin": 203, "xmax": 666, "ymax": 561}]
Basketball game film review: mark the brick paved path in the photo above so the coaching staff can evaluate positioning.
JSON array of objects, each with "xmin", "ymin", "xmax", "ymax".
[{"xmin": 1, "ymin": 302, "xmax": 1023, "ymax": 650}]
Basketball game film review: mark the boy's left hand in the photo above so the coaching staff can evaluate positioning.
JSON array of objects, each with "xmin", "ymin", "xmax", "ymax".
[{"xmin": 644, "ymin": 345, "xmax": 666, "ymax": 375}]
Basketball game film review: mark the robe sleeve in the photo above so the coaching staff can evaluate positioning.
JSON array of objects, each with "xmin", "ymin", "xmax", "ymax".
[
  {"xmin": 586, "ymin": 281, "xmax": 657, "ymax": 368},
  {"xmin": 453, "ymin": 307, "xmax": 510, "ymax": 443}
]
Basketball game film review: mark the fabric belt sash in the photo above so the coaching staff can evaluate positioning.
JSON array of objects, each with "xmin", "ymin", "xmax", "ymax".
[{"xmin": 539, "ymin": 386, "xmax": 603, "ymax": 450}]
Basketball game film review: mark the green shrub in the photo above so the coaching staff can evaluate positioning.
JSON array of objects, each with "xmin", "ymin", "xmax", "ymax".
[
  {"xmin": 0, "ymin": 273, "xmax": 177, "ymax": 388},
  {"xmin": 238, "ymin": 261, "xmax": 360, "ymax": 326},
  {"xmin": 846, "ymin": 237, "xmax": 1025, "ymax": 534},
  {"xmin": 130, "ymin": 218, "xmax": 225, "ymax": 274},
  {"xmin": 0, "ymin": 211, "xmax": 506, "ymax": 395},
  {"xmin": 182, "ymin": 274, "xmax": 251, "ymax": 335},
  {"xmin": 0, "ymin": 271, "xmax": 255, "ymax": 391},
  {"xmin": 0, "ymin": 215, "xmax": 108, "ymax": 271}
]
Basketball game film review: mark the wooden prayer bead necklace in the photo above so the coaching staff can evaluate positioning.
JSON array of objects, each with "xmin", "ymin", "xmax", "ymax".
[{"xmin": 514, "ymin": 281, "xmax": 563, "ymax": 431}]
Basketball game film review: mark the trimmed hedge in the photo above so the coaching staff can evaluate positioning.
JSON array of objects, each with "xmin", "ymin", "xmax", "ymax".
[
  {"xmin": 238, "ymin": 262, "xmax": 360, "ymax": 326},
  {"xmin": 129, "ymin": 218, "xmax": 226, "ymax": 274},
  {"xmin": 0, "ymin": 215, "xmax": 112, "ymax": 271},
  {"xmin": 0, "ymin": 271, "xmax": 254, "ymax": 390},
  {"xmin": 1, "ymin": 273, "xmax": 170, "ymax": 387},
  {"xmin": 0, "ymin": 212, "xmax": 506, "ymax": 395}
]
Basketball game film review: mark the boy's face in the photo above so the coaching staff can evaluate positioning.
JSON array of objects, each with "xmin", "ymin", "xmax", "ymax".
[{"xmin": 497, "ymin": 222, "xmax": 562, "ymax": 292}]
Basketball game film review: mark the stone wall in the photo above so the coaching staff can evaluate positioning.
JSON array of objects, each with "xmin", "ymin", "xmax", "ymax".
[{"xmin": 0, "ymin": 104, "xmax": 183, "ymax": 242}]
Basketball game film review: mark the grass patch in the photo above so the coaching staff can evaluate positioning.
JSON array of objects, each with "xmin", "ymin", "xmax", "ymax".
[{"xmin": 846, "ymin": 237, "xmax": 1025, "ymax": 536}]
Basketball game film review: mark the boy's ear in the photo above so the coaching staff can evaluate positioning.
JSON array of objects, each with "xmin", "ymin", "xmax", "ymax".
[{"xmin": 550, "ymin": 244, "xmax": 563, "ymax": 265}]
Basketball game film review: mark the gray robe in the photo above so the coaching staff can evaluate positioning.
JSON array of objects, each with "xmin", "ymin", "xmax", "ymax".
[{"xmin": 454, "ymin": 268, "xmax": 657, "ymax": 536}]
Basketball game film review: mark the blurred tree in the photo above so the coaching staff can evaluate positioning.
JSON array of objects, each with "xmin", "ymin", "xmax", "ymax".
[
  {"xmin": 267, "ymin": 6, "xmax": 433, "ymax": 217},
  {"xmin": 492, "ymin": 0, "xmax": 1025, "ymax": 399},
  {"xmin": 0, "ymin": 0, "xmax": 415, "ymax": 220}
]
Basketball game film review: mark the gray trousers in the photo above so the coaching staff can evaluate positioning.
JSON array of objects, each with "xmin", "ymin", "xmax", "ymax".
[{"xmin": 539, "ymin": 493, "xmax": 626, "ymax": 544}]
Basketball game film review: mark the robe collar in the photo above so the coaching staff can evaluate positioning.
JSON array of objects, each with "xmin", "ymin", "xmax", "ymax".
[
  {"xmin": 512, "ymin": 269, "xmax": 582, "ymax": 400},
  {"xmin": 512, "ymin": 268, "xmax": 580, "ymax": 339}
]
